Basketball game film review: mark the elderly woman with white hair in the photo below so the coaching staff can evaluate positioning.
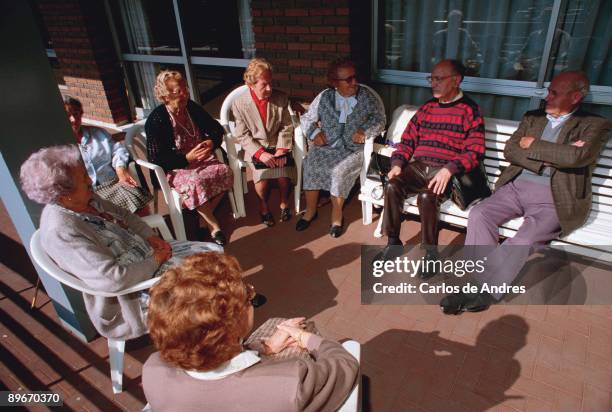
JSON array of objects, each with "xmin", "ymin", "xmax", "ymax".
[
  {"xmin": 145, "ymin": 70, "xmax": 233, "ymax": 245},
  {"xmin": 20, "ymin": 145, "xmax": 224, "ymax": 340}
]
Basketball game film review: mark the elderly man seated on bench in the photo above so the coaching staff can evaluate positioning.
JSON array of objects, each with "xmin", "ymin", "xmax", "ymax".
[
  {"xmin": 441, "ymin": 71, "xmax": 612, "ymax": 315},
  {"xmin": 375, "ymin": 59, "xmax": 486, "ymax": 279}
]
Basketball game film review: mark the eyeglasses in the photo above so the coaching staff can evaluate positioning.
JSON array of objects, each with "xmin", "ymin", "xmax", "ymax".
[
  {"xmin": 426, "ymin": 75, "xmax": 456, "ymax": 84},
  {"xmin": 245, "ymin": 283, "xmax": 257, "ymax": 304},
  {"xmin": 334, "ymin": 75, "xmax": 357, "ymax": 83}
]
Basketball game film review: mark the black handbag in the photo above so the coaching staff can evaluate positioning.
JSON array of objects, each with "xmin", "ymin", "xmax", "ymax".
[
  {"xmin": 366, "ymin": 152, "xmax": 391, "ymax": 184},
  {"xmin": 450, "ymin": 162, "xmax": 492, "ymax": 210},
  {"xmin": 252, "ymin": 148, "xmax": 295, "ymax": 169}
]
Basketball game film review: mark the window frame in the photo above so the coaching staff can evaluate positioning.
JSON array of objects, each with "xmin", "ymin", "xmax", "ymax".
[{"xmin": 104, "ymin": 0, "xmax": 252, "ymax": 115}]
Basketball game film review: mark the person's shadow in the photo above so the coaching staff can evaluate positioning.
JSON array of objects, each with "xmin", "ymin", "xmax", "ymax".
[{"xmin": 361, "ymin": 315, "xmax": 527, "ymax": 411}]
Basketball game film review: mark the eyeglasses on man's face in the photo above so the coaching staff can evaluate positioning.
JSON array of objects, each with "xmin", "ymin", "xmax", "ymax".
[{"xmin": 426, "ymin": 74, "xmax": 456, "ymax": 84}]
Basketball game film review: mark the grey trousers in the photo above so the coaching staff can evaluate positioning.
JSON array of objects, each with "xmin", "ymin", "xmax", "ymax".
[{"xmin": 466, "ymin": 179, "xmax": 562, "ymax": 299}]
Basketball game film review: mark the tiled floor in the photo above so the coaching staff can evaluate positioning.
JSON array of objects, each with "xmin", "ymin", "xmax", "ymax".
[{"xmin": 1, "ymin": 185, "xmax": 611, "ymax": 411}]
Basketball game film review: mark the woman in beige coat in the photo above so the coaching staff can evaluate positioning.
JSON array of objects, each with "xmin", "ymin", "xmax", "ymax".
[
  {"xmin": 231, "ymin": 58, "xmax": 296, "ymax": 226},
  {"xmin": 143, "ymin": 252, "xmax": 359, "ymax": 412}
]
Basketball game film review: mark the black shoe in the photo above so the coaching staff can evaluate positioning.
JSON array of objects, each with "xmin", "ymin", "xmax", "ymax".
[
  {"xmin": 261, "ymin": 212, "xmax": 275, "ymax": 227},
  {"xmin": 440, "ymin": 292, "xmax": 491, "ymax": 315},
  {"xmin": 418, "ymin": 250, "xmax": 440, "ymax": 280},
  {"xmin": 280, "ymin": 208, "xmax": 292, "ymax": 222},
  {"xmin": 329, "ymin": 221, "xmax": 343, "ymax": 238},
  {"xmin": 295, "ymin": 212, "xmax": 318, "ymax": 231},
  {"xmin": 372, "ymin": 244, "xmax": 404, "ymax": 264},
  {"xmin": 211, "ymin": 230, "xmax": 227, "ymax": 246},
  {"xmin": 250, "ymin": 293, "xmax": 267, "ymax": 308}
]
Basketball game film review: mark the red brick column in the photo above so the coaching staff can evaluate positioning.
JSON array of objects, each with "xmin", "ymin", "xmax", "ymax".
[
  {"xmin": 251, "ymin": 0, "xmax": 352, "ymax": 101},
  {"xmin": 37, "ymin": 0, "xmax": 130, "ymax": 126}
]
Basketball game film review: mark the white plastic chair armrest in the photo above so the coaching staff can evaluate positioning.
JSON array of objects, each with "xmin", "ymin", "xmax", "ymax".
[{"xmin": 338, "ymin": 340, "xmax": 361, "ymax": 412}]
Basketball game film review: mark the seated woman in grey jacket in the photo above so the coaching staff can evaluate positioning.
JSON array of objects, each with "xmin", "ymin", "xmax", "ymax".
[
  {"xmin": 143, "ymin": 252, "xmax": 359, "ymax": 412},
  {"xmin": 19, "ymin": 145, "xmax": 222, "ymax": 340},
  {"xmin": 297, "ymin": 58, "xmax": 385, "ymax": 238}
]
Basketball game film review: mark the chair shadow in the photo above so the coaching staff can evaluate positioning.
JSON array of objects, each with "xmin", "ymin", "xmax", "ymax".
[{"xmin": 361, "ymin": 315, "xmax": 528, "ymax": 411}]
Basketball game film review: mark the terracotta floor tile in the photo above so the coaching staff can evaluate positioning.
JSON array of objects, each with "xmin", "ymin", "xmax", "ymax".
[
  {"xmin": 536, "ymin": 336, "xmax": 563, "ymax": 371},
  {"xmin": 581, "ymin": 384, "xmax": 610, "ymax": 412},
  {"xmin": 586, "ymin": 351, "xmax": 612, "ymax": 375},
  {"xmin": 532, "ymin": 363, "xmax": 584, "ymax": 399},
  {"xmin": 561, "ymin": 330, "xmax": 589, "ymax": 365},
  {"xmin": 524, "ymin": 397, "xmax": 554, "ymax": 412},
  {"xmin": 553, "ymin": 390, "xmax": 582, "ymax": 412},
  {"xmin": 588, "ymin": 325, "xmax": 612, "ymax": 360},
  {"xmin": 511, "ymin": 376, "xmax": 558, "ymax": 404}
]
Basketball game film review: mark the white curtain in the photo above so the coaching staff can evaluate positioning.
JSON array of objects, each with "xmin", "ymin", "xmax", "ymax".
[{"xmin": 118, "ymin": 0, "xmax": 158, "ymax": 113}]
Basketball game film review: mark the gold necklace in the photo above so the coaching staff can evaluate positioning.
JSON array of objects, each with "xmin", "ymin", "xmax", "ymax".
[{"xmin": 169, "ymin": 108, "xmax": 197, "ymax": 138}]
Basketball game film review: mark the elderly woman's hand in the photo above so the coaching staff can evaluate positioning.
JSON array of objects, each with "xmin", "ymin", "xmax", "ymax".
[
  {"xmin": 313, "ymin": 132, "xmax": 328, "ymax": 146},
  {"xmin": 277, "ymin": 323, "xmax": 314, "ymax": 350},
  {"xmin": 186, "ymin": 141, "xmax": 211, "ymax": 163},
  {"xmin": 351, "ymin": 128, "xmax": 366, "ymax": 144},
  {"xmin": 263, "ymin": 317, "xmax": 305, "ymax": 354},
  {"xmin": 116, "ymin": 166, "xmax": 138, "ymax": 187}
]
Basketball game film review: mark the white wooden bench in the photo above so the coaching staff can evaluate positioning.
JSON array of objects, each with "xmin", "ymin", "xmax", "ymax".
[{"xmin": 358, "ymin": 105, "xmax": 612, "ymax": 263}]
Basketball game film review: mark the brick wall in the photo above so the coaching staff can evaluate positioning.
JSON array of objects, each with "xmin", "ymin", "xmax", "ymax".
[
  {"xmin": 252, "ymin": 0, "xmax": 362, "ymax": 101},
  {"xmin": 37, "ymin": 0, "xmax": 131, "ymax": 126}
]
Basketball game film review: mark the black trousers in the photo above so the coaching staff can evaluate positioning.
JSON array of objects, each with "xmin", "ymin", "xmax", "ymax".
[{"xmin": 382, "ymin": 161, "xmax": 448, "ymax": 246}]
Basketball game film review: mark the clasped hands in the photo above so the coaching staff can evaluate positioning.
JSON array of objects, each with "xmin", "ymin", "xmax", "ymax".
[
  {"xmin": 186, "ymin": 140, "xmax": 214, "ymax": 163},
  {"xmin": 312, "ymin": 128, "xmax": 366, "ymax": 146},
  {"xmin": 147, "ymin": 235, "xmax": 172, "ymax": 265},
  {"xmin": 116, "ymin": 166, "xmax": 138, "ymax": 187},
  {"xmin": 258, "ymin": 149, "xmax": 289, "ymax": 168},
  {"xmin": 259, "ymin": 317, "xmax": 312, "ymax": 355},
  {"xmin": 387, "ymin": 165, "xmax": 452, "ymax": 195}
]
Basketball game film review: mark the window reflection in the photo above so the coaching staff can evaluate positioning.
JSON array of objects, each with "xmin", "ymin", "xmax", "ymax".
[
  {"xmin": 110, "ymin": 0, "xmax": 181, "ymax": 56},
  {"xmin": 379, "ymin": 0, "xmax": 554, "ymax": 81}
]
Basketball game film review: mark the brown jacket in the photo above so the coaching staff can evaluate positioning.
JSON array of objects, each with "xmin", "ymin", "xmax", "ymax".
[
  {"xmin": 231, "ymin": 89, "xmax": 294, "ymax": 161},
  {"xmin": 142, "ymin": 336, "xmax": 359, "ymax": 412},
  {"xmin": 497, "ymin": 108, "xmax": 611, "ymax": 236}
]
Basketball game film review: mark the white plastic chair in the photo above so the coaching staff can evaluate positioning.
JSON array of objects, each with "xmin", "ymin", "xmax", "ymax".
[
  {"xmin": 338, "ymin": 340, "xmax": 361, "ymax": 412},
  {"xmin": 219, "ymin": 85, "xmax": 305, "ymax": 216},
  {"xmin": 124, "ymin": 120, "xmax": 241, "ymax": 239},
  {"xmin": 29, "ymin": 214, "xmax": 172, "ymax": 394}
]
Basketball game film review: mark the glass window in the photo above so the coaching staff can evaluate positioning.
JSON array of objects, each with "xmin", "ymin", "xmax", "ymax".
[
  {"xmin": 549, "ymin": 0, "xmax": 611, "ymax": 86},
  {"xmin": 376, "ymin": 84, "xmax": 530, "ymax": 121},
  {"xmin": 181, "ymin": 0, "xmax": 254, "ymax": 58},
  {"xmin": 192, "ymin": 66, "xmax": 245, "ymax": 112},
  {"xmin": 378, "ymin": 0, "xmax": 554, "ymax": 81},
  {"xmin": 109, "ymin": 0, "xmax": 181, "ymax": 56}
]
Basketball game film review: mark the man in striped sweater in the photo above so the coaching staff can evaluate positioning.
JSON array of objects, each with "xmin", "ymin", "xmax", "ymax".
[{"xmin": 377, "ymin": 59, "xmax": 486, "ymax": 279}]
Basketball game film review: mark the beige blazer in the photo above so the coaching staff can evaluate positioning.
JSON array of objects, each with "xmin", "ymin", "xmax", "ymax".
[
  {"xmin": 231, "ymin": 88, "xmax": 294, "ymax": 161},
  {"xmin": 143, "ymin": 335, "xmax": 359, "ymax": 412},
  {"xmin": 497, "ymin": 108, "xmax": 611, "ymax": 236}
]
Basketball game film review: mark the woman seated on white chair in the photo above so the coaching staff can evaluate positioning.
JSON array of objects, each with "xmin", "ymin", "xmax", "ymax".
[
  {"xmin": 297, "ymin": 59, "xmax": 385, "ymax": 238},
  {"xmin": 143, "ymin": 252, "xmax": 358, "ymax": 411},
  {"xmin": 65, "ymin": 96, "xmax": 152, "ymax": 215},
  {"xmin": 145, "ymin": 70, "xmax": 233, "ymax": 246},
  {"xmin": 20, "ymin": 145, "xmax": 221, "ymax": 340},
  {"xmin": 231, "ymin": 58, "xmax": 295, "ymax": 226}
]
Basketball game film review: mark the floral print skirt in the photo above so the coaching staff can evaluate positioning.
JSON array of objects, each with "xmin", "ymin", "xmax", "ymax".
[{"xmin": 167, "ymin": 157, "xmax": 233, "ymax": 210}]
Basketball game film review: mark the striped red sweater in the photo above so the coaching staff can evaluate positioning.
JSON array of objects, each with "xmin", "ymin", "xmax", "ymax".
[{"xmin": 390, "ymin": 94, "xmax": 485, "ymax": 174}]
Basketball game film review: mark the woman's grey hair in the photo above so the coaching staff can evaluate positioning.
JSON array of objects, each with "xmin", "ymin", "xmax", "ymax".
[{"xmin": 20, "ymin": 145, "xmax": 84, "ymax": 205}]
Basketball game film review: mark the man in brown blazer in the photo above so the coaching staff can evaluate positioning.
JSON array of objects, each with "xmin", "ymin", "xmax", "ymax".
[
  {"xmin": 441, "ymin": 71, "xmax": 611, "ymax": 314},
  {"xmin": 232, "ymin": 58, "xmax": 295, "ymax": 226}
]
